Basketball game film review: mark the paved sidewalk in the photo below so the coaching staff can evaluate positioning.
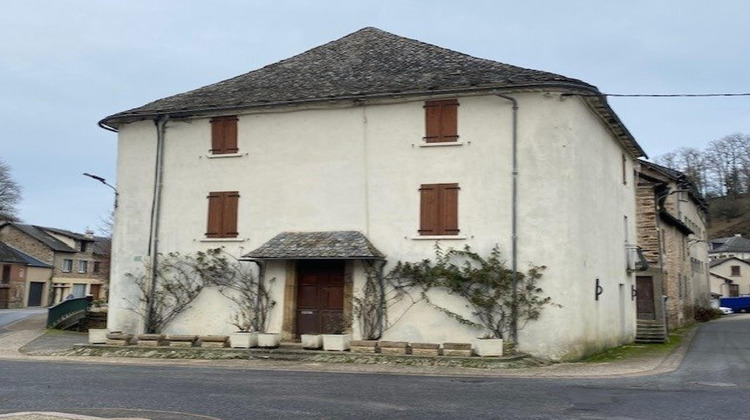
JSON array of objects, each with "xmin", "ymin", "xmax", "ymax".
[{"xmin": 0, "ymin": 313, "xmax": 694, "ymax": 378}]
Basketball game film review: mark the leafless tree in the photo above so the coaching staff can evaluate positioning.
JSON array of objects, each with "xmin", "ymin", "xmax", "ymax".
[{"xmin": 0, "ymin": 158, "xmax": 22, "ymax": 222}]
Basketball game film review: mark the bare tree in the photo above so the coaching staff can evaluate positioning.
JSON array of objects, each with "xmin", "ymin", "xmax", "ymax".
[
  {"xmin": 704, "ymin": 134, "xmax": 748, "ymax": 196},
  {"xmin": 0, "ymin": 158, "xmax": 22, "ymax": 222}
]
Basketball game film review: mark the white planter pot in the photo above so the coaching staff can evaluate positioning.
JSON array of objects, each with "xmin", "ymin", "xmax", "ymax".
[
  {"xmin": 257, "ymin": 333, "xmax": 281, "ymax": 348},
  {"xmin": 322, "ymin": 333, "xmax": 352, "ymax": 351},
  {"xmin": 473, "ymin": 338, "xmax": 503, "ymax": 357},
  {"xmin": 230, "ymin": 332, "xmax": 258, "ymax": 349},
  {"xmin": 88, "ymin": 328, "xmax": 109, "ymax": 344},
  {"xmin": 301, "ymin": 334, "xmax": 322, "ymax": 349}
]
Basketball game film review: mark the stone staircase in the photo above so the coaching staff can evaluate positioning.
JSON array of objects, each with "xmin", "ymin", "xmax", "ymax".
[{"xmin": 635, "ymin": 319, "xmax": 668, "ymax": 343}]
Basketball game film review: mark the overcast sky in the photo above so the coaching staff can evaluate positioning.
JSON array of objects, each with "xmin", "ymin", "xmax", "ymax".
[{"xmin": 1, "ymin": 1, "xmax": 748, "ymax": 234}]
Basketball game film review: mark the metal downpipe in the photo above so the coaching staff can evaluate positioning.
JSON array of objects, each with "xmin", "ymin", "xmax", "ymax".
[
  {"xmin": 493, "ymin": 93, "xmax": 519, "ymax": 343},
  {"xmin": 145, "ymin": 115, "xmax": 169, "ymax": 333}
]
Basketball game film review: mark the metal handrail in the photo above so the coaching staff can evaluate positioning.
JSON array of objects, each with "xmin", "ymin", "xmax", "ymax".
[{"xmin": 46, "ymin": 296, "xmax": 92, "ymax": 328}]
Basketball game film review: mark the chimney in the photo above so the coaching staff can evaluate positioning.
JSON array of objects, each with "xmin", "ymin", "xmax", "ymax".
[{"xmin": 84, "ymin": 229, "xmax": 94, "ymax": 239}]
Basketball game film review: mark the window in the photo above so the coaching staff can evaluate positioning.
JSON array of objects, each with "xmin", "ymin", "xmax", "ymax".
[
  {"xmin": 210, "ymin": 116, "xmax": 238, "ymax": 154},
  {"xmin": 206, "ymin": 191, "xmax": 240, "ymax": 238},
  {"xmin": 80, "ymin": 241, "xmax": 87, "ymax": 253},
  {"xmin": 62, "ymin": 259, "xmax": 73, "ymax": 273},
  {"xmin": 1, "ymin": 265, "xmax": 10, "ymax": 284},
  {"xmin": 731, "ymin": 265, "xmax": 741, "ymax": 276},
  {"xmin": 93, "ymin": 261, "xmax": 101, "ymax": 274},
  {"xmin": 424, "ymin": 100, "xmax": 458, "ymax": 143},
  {"xmin": 78, "ymin": 260, "xmax": 88, "ymax": 273},
  {"xmin": 621, "ymin": 154, "xmax": 627, "ymax": 185},
  {"xmin": 419, "ymin": 183, "xmax": 459, "ymax": 235},
  {"xmin": 729, "ymin": 284, "xmax": 739, "ymax": 297}
]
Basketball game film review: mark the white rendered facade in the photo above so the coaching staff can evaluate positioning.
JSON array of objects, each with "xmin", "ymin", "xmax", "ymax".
[{"xmin": 108, "ymin": 92, "xmax": 639, "ymax": 360}]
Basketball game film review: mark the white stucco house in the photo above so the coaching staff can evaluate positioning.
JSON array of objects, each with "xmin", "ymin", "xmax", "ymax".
[{"xmin": 99, "ymin": 27, "xmax": 648, "ymax": 360}]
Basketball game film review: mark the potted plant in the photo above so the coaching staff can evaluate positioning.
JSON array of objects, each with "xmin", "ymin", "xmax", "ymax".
[
  {"xmin": 202, "ymin": 250, "xmax": 277, "ymax": 349},
  {"xmin": 322, "ymin": 316, "xmax": 351, "ymax": 351},
  {"xmin": 88, "ymin": 328, "xmax": 109, "ymax": 344},
  {"xmin": 473, "ymin": 334, "xmax": 503, "ymax": 357},
  {"xmin": 257, "ymin": 332, "xmax": 281, "ymax": 348},
  {"xmin": 301, "ymin": 333, "xmax": 323, "ymax": 349},
  {"xmin": 228, "ymin": 313, "xmax": 258, "ymax": 349}
]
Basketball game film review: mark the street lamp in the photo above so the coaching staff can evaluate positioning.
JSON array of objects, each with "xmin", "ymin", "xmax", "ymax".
[{"xmin": 83, "ymin": 172, "xmax": 118, "ymax": 208}]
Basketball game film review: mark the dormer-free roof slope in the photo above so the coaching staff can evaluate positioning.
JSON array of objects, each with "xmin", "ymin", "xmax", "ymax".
[{"xmin": 100, "ymin": 27, "xmax": 645, "ymax": 157}]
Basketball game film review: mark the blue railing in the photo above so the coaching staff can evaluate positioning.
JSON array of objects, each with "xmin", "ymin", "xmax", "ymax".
[{"xmin": 46, "ymin": 296, "xmax": 92, "ymax": 329}]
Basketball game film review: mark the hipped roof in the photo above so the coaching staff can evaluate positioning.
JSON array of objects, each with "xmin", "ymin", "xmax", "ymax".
[
  {"xmin": 243, "ymin": 231, "xmax": 384, "ymax": 260},
  {"xmin": 99, "ymin": 27, "xmax": 645, "ymax": 158}
]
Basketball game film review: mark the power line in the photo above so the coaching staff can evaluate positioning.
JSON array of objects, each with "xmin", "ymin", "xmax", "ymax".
[
  {"xmin": 603, "ymin": 92, "xmax": 750, "ymax": 98},
  {"xmin": 564, "ymin": 92, "xmax": 750, "ymax": 98}
]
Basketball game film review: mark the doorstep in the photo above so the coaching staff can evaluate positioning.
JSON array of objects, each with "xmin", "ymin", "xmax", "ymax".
[{"xmin": 69, "ymin": 341, "xmax": 542, "ymax": 369}]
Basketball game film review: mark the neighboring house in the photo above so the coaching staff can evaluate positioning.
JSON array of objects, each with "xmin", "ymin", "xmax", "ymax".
[
  {"xmin": 635, "ymin": 161, "xmax": 710, "ymax": 336},
  {"xmin": 99, "ymin": 27, "xmax": 648, "ymax": 360},
  {"xmin": 0, "ymin": 223, "xmax": 108, "ymax": 305},
  {"xmin": 709, "ymin": 234, "xmax": 750, "ymax": 260},
  {"xmin": 0, "ymin": 242, "xmax": 53, "ymax": 308},
  {"xmin": 710, "ymin": 257, "xmax": 750, "ymax": 297}
]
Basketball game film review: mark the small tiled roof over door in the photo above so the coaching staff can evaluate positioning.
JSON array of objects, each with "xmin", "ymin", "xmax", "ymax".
[{"xmin": 243, "ymin": 231, "xmax": 384, "ymax": 260}]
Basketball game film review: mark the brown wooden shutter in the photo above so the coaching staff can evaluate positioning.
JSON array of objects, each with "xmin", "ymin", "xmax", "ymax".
[
  {"xmin": 223, "ymin": 192, "xmax": 239, "ymax": 238},
  {"xmin": 206, "ymin": 192, "xmax": 223, "ymax": 237},
  {"xmin": 223, "ymin": 117, "xmax": 238, "ymax": 153},
  {"xmin": 424, "ymin": 100, "xmax": 458, "ymax": 143},
  {"xmin": 440, "ymin": 183, "xmax": 460, "ymax": 235},
  {"xmin": 419, "ymin": 184, "xmax": 439, "ymax": 235},
  {"xmin": 210, "ymin": 116, "xmax": 238, "ymax": 154}
]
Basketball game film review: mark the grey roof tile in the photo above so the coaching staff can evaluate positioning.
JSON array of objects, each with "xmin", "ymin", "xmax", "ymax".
[
  {"xmin": 0, "ymin": 242, "xmax": 52, "ymax": 268},
  {"xmin": 710, "ymin": 236, "xmax": 750, "ymax": 253},
  {"xmin": 6, "ymin": 223, "xmax": 77, "ymax": 253},
  {"xmin": 244, "ymin": 231, "xmax": 384, "ymax": 260},
  {"xmin": 98, "ymin": 28, "xmax": 645, "ymax": 157}
]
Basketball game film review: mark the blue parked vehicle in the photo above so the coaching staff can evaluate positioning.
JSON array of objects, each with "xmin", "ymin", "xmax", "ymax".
[{"xmin": 719, "ymin": 297, "xmax": 750, "ymax": 313}]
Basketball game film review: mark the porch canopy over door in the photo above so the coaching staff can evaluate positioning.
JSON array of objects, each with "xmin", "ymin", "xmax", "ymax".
[{"xmin": 241, "ymin": 231, "xmax": 385, "ymax": 336}]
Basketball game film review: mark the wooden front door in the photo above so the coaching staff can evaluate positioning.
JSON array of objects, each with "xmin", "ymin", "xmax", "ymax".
[
  {"xmin": 0, "ymin": 287, "xmax": 8, "ymax": 309},
  {"xmin": 636, "ymin": 276, "xmax": 656, "ymax": 320},
  {"xmin": 89, "ymin": 284, "xmax": 101, "ymax": 300},
  {"xmin": 296, "ymin": 260, "xmax": 345, "ymax": 336},
  {"xmin": 27, "ymin": 282, "xmax": 45, "ymax": 307}
]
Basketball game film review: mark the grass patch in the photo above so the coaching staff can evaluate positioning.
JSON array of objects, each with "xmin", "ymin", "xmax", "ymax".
[{"xmin": 583, "ymin": 323, "xmax": 696, "ymax": 363}]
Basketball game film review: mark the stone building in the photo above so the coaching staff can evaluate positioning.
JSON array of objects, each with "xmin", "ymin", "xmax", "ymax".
[
  {"xmin": 100, "ymin": 27, "xmax": 648, "ymax": 360},
  {"xmin": 0, "ymin": 223, "xmax": 108, "ymax": 305},
  {"xmin": 635, "ymin": 161, "xmax": 709, "ymax": 339},
  {"xmin": 0, "ymin": 242, "xmax": 53, "ymax": 308}
]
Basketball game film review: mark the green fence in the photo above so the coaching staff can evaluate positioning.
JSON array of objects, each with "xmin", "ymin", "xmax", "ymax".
[{"xmin": 46, "ymin": 296, "xmax": 92, "ymax": 329}]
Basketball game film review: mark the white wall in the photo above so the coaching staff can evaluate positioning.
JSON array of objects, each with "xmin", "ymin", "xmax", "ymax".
[{"xmin": 108, "ymin": 92, "xmax": 638, "ymax": 360}]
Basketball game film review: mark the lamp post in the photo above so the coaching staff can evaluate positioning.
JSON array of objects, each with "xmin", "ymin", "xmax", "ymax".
[{"xmin": 83, "ymin": 172, "xmax": 118, "ymax": 208}]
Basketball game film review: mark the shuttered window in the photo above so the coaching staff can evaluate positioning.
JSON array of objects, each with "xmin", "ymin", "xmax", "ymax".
[
  {"xmin": 206, "ymin": 191, "xmax": 239, "ymax": 238},
  {"xmin": 424, "ymin": 99, "xmax": 459, "ymax": 143},
  {"xmin": 419, "ymin": 183, "xmax": 459, "ymax": 235},
  {"xmin": 210, "ymin": 116, "xmax": 239, "ymax": 154}
]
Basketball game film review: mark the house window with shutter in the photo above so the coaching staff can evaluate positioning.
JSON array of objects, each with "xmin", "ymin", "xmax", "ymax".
[
  {"xmin": 424, "ymin": 100, "xmax": 458, "ymax": 143},
  {"xmin": 419, "ymin": 183, "xmax": 459, "ymax": 235},
  {"xmin": 210, "ymin": 116, "xmax": 239, "ymax": 154},
  {"xmin": 206, "ymin": 191, "xmax": 240, "ymax": 238}
]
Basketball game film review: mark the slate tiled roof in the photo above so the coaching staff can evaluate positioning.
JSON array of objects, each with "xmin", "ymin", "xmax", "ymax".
[
  {"xmin": 0, "ymin": 242, "xmax": 52, "ymax": 268},
  {"xmin": 0, "ymin": 242, "xmax": 26, "ymax": 264},
  {"xmin": 99, "ymin": 27, "xmax": 645, "ymax": 157},
  {"xmin": 710, "ymin": 236, "xmax": 750, "ymax": 254},
  {"xmin": 244, "ymin": 231, "xmax": 384, "ymax": 260},
  {"xmin": 4, "ymin": 223, "xmax": 76, "ymax": 253}
]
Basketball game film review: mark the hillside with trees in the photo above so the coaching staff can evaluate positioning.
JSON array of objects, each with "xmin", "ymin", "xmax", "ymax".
[{"xmin": 654, "ymin": 133, "xmax": 750, "ymax": 239}]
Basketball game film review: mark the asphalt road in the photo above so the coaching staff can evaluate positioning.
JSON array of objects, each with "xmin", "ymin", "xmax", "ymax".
[{"xmin": 1, "ymin": 315, "xmax": 749, "ymax": 419}]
